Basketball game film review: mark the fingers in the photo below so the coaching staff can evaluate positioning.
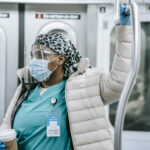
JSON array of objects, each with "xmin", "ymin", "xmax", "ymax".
[
  {"xmin": 0, "ymin": 141, "xmax": 6, "ymax": 149},
  {"xmin": 0, "ymin": 145, "xmax": 6, "ymax": 149},
  {"xmin": 0, "ymin": 144, "xmax": 6, "ymax": 149},
  {"xmin": 120, "ymin": 4, "xmax": 126, "ymax": 14},
  {"xmin": 120, "ymin": 3, "xmax": 130, "ymax": 16}
]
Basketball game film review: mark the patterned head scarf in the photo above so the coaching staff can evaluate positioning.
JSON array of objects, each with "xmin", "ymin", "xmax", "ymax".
[{"xmin": 33, "ymin": 32, "xmax": 82, "ymax": 78}]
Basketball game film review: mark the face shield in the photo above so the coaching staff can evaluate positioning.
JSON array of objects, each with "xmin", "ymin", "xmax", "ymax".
[{"xmin": 24, "ymin": 44, "xmax": 59, "ymax": 84}]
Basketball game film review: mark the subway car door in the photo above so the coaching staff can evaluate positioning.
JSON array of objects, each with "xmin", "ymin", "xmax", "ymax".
[{"xmin": 0, "ymin": 4, "xmax": 19, "ymax": 124}]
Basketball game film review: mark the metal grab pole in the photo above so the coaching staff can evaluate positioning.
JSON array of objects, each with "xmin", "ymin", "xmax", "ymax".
[
  {"xmin": 114, "ymin": 0, "xmax": 141, "ymax": 150},
  {"xmin": 114, "ymin": 0, "xmax": 120, "ymax": 25}
]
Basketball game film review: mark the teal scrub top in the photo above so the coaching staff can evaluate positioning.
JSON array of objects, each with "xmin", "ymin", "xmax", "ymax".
[{"xmin": 13, "ymin": 80, "xmax": 72, "ymax": 150}]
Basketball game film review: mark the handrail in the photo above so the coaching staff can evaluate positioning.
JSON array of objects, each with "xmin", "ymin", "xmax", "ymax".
[
  {"xmin": 114, "ymin": 0, "xmax": 141, "ymax": 150},
  {"xmin": 114, "ymin": 0, "xmax": 120, "ymax": 25}
]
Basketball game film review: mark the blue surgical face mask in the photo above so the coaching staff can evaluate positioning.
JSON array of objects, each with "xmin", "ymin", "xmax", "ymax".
[{"xmin": 29, "ymin": 57, "xmax": 59, "ymax": 82}]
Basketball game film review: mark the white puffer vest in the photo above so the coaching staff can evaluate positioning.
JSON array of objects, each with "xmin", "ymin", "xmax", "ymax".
[{"xmin": 0, "ymin": 26, "xmax": 132, "ymax": 150}]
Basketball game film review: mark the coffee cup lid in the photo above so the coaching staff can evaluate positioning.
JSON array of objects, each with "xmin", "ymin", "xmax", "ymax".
[{"xmin": 0, "ymin": 129, "xmax": 16, "ymax": 142}]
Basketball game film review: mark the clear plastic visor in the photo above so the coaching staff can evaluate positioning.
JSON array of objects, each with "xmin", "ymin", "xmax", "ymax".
[
  {"xmin": 30, "ymin": 44, "xmax": 58, "ymax": 60},
  {"xmin": 24, "ymin": 44, "xmax": 58, "ymax": 84}
]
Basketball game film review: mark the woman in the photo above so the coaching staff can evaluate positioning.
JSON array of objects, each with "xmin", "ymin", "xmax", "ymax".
[{"xmin": 0, "ymin": 4, "xmax": 132, "ymax": 150}]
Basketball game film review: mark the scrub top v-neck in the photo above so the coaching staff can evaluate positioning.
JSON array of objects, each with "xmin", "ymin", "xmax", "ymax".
[{"xmin": 13, "ymin": 79, "xmax": 72, "ymax": 150}]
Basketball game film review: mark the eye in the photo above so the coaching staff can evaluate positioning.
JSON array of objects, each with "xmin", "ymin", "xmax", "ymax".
[
  {"xmin": 43, "ymin": 53, "xmax": 48, "ymax": 59},
  {"xmin": 30, "ymin": 50, "xmax": 43, "ymax": 59}
]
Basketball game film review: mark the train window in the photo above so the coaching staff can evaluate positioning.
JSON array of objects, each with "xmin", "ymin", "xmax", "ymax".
[{"xmin": 109, "ymin": 23, "xmax": 150, "ymax": 131}]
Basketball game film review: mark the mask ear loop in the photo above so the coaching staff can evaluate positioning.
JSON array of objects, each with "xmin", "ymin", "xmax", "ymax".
[
  {"xmin": 43, "ymin": 56, "xmax": 61, "ymax": 82},
  {"xmin": 50, "ymin": 61, "xmax": 61, "ymax": 72},
  {"xmin": 43, "ymin": 64, "xmax": 60, "ymax": 82},
  {"xmin": 47, "ymin": 55, "xmax": 60, "ymax": 63}
]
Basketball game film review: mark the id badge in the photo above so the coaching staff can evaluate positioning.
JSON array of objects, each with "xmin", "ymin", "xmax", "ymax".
[{"xmin": 46, "ymin": 115, "xmax": 60, "ymax": 137}]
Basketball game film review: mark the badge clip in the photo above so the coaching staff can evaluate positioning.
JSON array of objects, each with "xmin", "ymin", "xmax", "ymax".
[{"xmin": 51, "ymin": 98, "xmax": 57, "ymax": 112}]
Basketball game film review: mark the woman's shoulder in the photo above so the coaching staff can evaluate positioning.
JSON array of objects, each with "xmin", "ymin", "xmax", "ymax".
[
  {"xmin": 85, "ymin": 67, "xmax": 105, "ymax": 75},
  {"xmin": 68, "ymin": 67, "xmax": 105, "ymax": 81}
]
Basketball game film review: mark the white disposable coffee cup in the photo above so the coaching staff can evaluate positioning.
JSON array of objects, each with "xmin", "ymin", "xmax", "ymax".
[{"xmin": 0, "ymin": 129, "xmax": 18, "ymax": 150}]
